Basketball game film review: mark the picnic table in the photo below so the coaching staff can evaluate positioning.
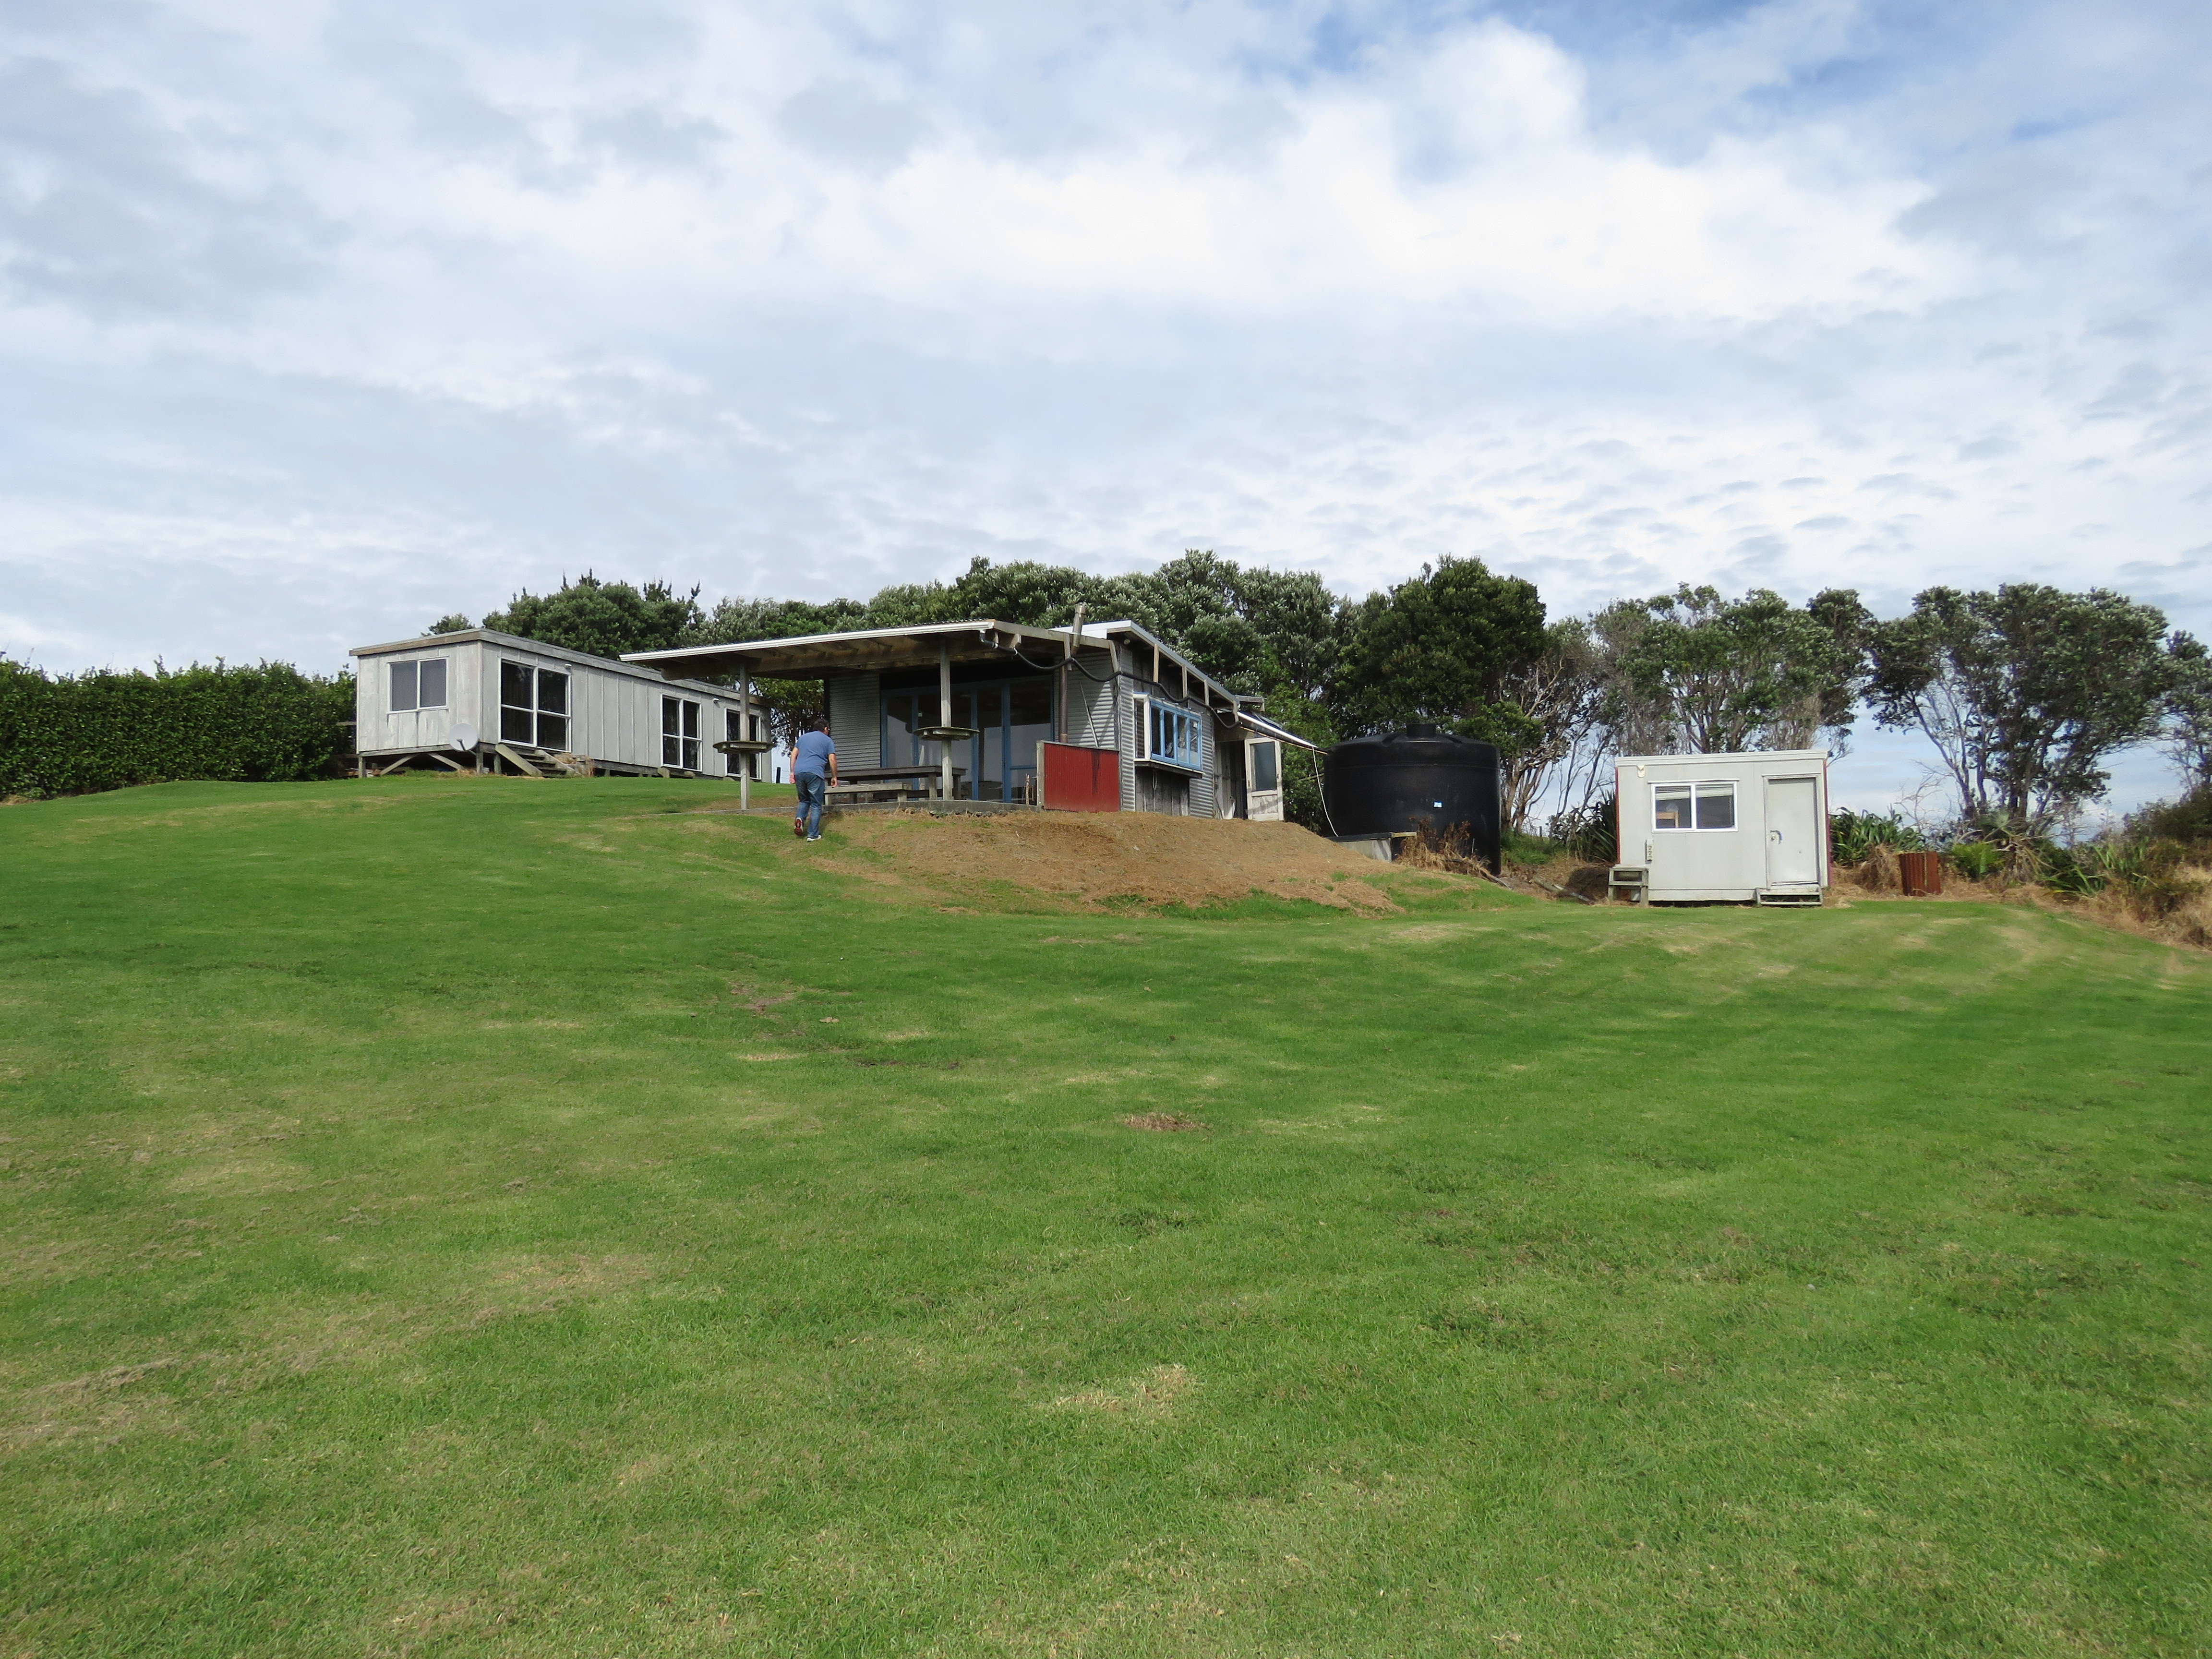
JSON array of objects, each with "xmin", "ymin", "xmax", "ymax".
[{"xmin": 830, "ymin": 764, "xmax": 968, "ymax": 803}]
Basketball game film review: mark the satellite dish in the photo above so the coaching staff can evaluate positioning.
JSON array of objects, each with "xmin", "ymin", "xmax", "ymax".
[{"xmin": 450, "ymin": 722, "xmax": 478, "ymax": 751}]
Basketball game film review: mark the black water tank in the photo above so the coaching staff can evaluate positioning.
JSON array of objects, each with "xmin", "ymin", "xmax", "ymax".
[{"xmin": 1323, "ymin": 724, "xmax": 1503, "ymax": 871}]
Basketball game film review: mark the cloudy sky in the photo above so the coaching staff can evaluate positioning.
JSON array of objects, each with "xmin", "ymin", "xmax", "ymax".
[{"xmin": 2, "ymin": 0, "xmax": 2206, "ymax": 807}]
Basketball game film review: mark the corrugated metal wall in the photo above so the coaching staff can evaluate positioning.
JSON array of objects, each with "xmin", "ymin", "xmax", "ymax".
[
  {"xmin": 355, "ymin": 643, "xmax": 477, "ymax": 756},
  {"xmin": 356, "ymin": 637, "xmax": 747, "ymax": 773},
  {"xmin": 827, "ymin": 672, "xmax": 882, "ymax": 769},
  {"xmin": 1066, "ymin": 649, "xmax": 1118, "ymax": 748}
]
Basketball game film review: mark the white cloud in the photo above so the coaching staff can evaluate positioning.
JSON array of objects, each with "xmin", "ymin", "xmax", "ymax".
[{"xmin": 0, "ymin": 0, "xmax": 2207, "ymax": 805}]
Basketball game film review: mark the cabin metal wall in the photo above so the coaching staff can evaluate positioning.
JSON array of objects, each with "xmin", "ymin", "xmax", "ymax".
[
  {"xmin": 1613, "ymin": 750, "xmax": 1830, "ymax": 900},
  {"xmin": 825, "ymin": 672, "xmax": 883, "ymax": 769},
  {"xmin": 353, "ymin": 634, "xmax": 747, "ymax": 774}
]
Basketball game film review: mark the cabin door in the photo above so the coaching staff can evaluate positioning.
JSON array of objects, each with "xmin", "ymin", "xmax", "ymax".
[
  {"xmin": 1764, "ymin": 776, "xmax": 1821, "ymax": 887},
  {"xmin": 1245, "ymin": 740, "xmax": 1284, "ymax": 822}
]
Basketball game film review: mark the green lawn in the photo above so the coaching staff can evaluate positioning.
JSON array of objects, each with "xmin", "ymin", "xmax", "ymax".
[{"xmin": 2, "ymin": 777, "xmax": 2207, "ymax": 1657}]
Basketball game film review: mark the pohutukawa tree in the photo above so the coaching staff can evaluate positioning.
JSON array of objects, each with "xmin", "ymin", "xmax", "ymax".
[
  {"xmin": 2164, "ymin": 632, "xmax": 2212, "ymax": 790},
  {"xmin": 1588, "ymin": 584, "xmax": 1871, "ymax": 759},
  {"xmin": 481, "ymin": 573, "xmax": 704, "ymax": 661},
  {"xmin": 1327, "ymin": 555, "xmax": 1548, "ymax": 743},
  {"xmin": 1865, "ymin": 585, "xmax": 2175, "ymax": 829}
]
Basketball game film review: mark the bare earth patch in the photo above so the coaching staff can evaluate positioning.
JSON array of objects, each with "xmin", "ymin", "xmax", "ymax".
[
  {"xmin": 1123, "ymin": 1113, "xmax": 1207, "ymax": 1133},
  {"xmin": 808, "ymin": 812, "xmax": 1409, "ymax": 912},
  {"xmin": 1046, "ymin": 1364, "xmax": 1196, "ymax": 1420}
]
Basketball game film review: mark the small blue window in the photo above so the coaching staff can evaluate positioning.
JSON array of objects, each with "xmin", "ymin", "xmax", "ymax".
[{"xmin": 1147, "ymin": 702, "xmax": 1203, "ymax": 772}]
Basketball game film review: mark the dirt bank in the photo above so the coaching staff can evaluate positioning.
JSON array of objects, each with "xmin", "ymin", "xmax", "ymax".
[{"xmin": 813, "ymin": 809, "xmax": 1416, "ymax": 912}]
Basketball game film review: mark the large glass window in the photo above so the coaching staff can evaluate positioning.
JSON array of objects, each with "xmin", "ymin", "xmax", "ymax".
[
  {"xmin": 881, "ymin": 675, "xmax": 1053, "ymax": 801},
  {"xmin": 1654, "ymin": 780, "xmax": 1736, "ymax": 830},
  {"xmin": 500, "ymin": 661, "xmax": 569, "ymax": 749},
  {"xmin": 1008, "ymin": 677, "xmax": 1052, "ymax": 797},
  {"xmin": 662, "ymin": 697, "xmax": 701, "ymax": 770},
  {"xmin": 389, "ymin": 658, "xmax": 446, "ymax": 711}
]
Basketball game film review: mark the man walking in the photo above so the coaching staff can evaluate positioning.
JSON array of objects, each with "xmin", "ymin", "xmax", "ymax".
[{"xmin": 792, "ymin": 717, "xmax": 836, "ymax": 842}]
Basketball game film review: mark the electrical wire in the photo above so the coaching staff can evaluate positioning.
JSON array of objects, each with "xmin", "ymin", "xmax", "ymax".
[
  {"xmin": 990, "ymin": 634, "xmax": 1116, "ymax": 681},
  {"xmin": 1311, "ymin": 744, "xmax": 1341, "ymax": 839}
]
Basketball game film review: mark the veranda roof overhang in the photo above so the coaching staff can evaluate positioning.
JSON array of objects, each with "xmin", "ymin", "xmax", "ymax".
[{"xmin": 622, "ymin": 618, "xmax": 1248, "ymax": 710}]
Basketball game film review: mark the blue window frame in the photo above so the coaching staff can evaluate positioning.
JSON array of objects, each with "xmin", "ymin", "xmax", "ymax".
[{"xmin": 1143, "ymin": 700, "xmax": 1203, "ymax": 772}]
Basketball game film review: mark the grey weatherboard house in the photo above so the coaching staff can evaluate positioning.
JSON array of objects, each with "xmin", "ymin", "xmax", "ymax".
[
  {"xmin": 624, "ymin": 617, "xmax": 1312, "ymax": 819},
  {"xmin": 350, "ymin": 628, "xmax": 765, "ymax": 779}
]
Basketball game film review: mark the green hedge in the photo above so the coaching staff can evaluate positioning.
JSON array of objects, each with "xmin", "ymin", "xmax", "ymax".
[{"xmin": 0, "ymin": 659, "xmax": 355, "ymax": 798}]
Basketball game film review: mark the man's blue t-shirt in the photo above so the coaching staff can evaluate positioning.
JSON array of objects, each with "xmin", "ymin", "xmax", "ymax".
[{"xmin": 793, "ymin": 730, "xmax": 836, "ymax": 777}]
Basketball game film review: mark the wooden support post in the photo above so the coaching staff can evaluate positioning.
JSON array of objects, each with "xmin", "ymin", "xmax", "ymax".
[
  {"xmin": 738, "ymin": 661, "xmax": 752, "ymax": 814},
  {"xmin": 938, "ymin": 640, "xmax": 954, "ymax": 802}
]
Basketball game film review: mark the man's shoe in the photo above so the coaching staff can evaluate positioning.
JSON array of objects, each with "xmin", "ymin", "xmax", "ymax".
[
  {"xmin": 807, "ymin": 834, "xmax": 821, "ymax": 842},
  {"xmin": 792, "ymin": 819, "xmax": 804, "ymax": 837}
]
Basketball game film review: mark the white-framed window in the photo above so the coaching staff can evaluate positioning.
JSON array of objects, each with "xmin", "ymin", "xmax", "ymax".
[
  {"xmin": 662, "ymin": 697, "xmax": 701, "ymax": 770},
  {"xmin": 389, "ymin": 658, "xmax": 446, "ymax": 711},
  {"xmin": 1250, "ymin": 739, "xmax": 1280, "ymax": 792},
  {"xmin": 1653, "ymin": 780, "xmax": 1737, "ymax": 831},
  {"xmin": 1133, "ymin": 696, "xmax": 1203, "ymax": 772},
  {"xmin": 500, "ymin": 661, "xmax": 569, "ymax": 749}
]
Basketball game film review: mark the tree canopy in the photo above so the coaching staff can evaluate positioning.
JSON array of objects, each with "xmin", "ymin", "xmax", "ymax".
[
  {"xmin": 451, "ymin": 557, "xmax": 2193, "ymax": 836},
  {"xmin": 1328, "ymin": 556, "xmax": 1546, "ymax": 742},
  {"xmin": 1866, "ymin": 585, "xmax": 2174, "ymax": 827},
  {"xmin": 2165, "ymin": 632, "xmax": 2212, "ymax": 790},
  {"xmin": 1589, "ymin": 584, "xmax": 1869, "ymax": 757},
  {"xmin": 481, "ymin": 574, "xmax": 704, "ymax": 661}
]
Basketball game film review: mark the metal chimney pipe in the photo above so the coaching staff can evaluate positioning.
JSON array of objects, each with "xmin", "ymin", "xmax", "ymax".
[{"xmin": 1058, "ymin": 604, "xmax": 1086, "ymax": 744}]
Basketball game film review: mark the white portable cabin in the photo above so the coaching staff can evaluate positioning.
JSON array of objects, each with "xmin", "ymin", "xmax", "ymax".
[
  {"xmin": 624, "ymin": 618, "xmax": 1313, "ymax": 818},
  {"xmin": 1608, "ymin": 749, "xmax": 1830, "ymax": 906},
  {"xmin": 350, "ymin": 628, "xmax": 763, "ymax": 779}
]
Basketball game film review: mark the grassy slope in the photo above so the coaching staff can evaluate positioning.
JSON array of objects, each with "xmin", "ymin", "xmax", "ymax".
[{"xmin": 1, "ymin": 778, "xmax": 2208, "ymax": 1658}]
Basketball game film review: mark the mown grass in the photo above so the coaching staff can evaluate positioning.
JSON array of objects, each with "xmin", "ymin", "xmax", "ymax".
[{"xmin": 2, "ymin": 776, "xmax": 2208, "ymax": 1658}]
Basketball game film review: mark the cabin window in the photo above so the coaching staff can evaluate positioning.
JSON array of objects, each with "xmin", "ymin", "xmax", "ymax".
[
  {"xmin": 389, "ymin": 658, "xmax": 445, "ymax": 711},
  {"xmin": 1138, "ymin": 699, "xmax": 1202, "ymax": 772},
  {"xmin": 500, "ymin": 661, "xmax": 569, "ymax": 749},
  {"xmin": 1653, "ymin": 781, "xmax": 1736, "ymax": 830},
  {"xmin": 1250, "ymin": 740, "xmax": 1280, "ymax": 792},
  {"xmin": 662, "ymin": 697, "xmax": 701, "ymax": 770}
]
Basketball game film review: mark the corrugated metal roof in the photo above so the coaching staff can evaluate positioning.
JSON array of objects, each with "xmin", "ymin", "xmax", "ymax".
[
  {"xmin": 623, "ymin": 616, "xmax": 1250, "ymax": 711},
  {"xmin": 351, "ymin": 628, "xmax": 740, "ymax": 700}
]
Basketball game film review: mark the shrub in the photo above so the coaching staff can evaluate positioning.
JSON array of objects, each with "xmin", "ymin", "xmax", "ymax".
[
  {"xmin": 2044, "ymin": 838, "xmax": 2208, "ymax": 917},
  {"xmin": 1830, "ymin": 809, "xmax": 1927, "ymax": 864},
  {"xmin": 2128, "ymin": 782, "xmax": 2212, "ymax": 848},
  {"xmin": 1548, "ymin": 794, "xmax": 1618, "ymax": 864},
  {"xmin": 0, "ymin": 659, "xmax": 355, "ymax": 798},
  {"xmin": 1501, "ymin": 827, "xmax": 1556, "ymax": 868},
  {"xmin": 1950, "ymin": 841, "xmax": 2007, "ymax": 880}
]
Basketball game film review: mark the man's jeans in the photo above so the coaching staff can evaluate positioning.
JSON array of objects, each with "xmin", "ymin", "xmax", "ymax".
[{"xmin": 796, "ymin": 771, "xmax": 828, "ymax": 837}]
